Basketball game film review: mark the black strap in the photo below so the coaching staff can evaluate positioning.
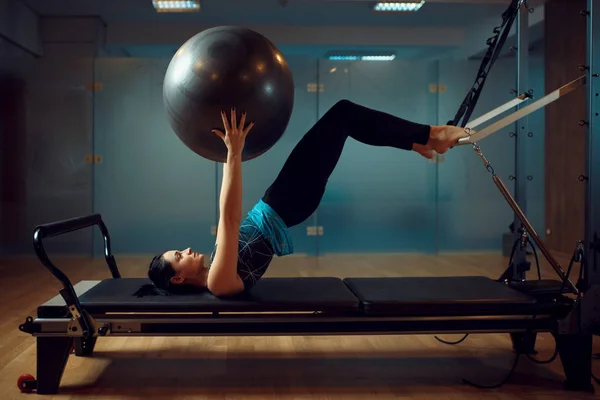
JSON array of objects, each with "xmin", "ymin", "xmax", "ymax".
[{"xmin": 448, "ymin": 0, "xmax": 523, "ymax": 127}]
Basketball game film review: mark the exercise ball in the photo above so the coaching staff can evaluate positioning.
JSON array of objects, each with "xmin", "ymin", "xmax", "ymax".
[{"xmin": 163, "ymin": 26, "xmax": 295, "ymax": 162}]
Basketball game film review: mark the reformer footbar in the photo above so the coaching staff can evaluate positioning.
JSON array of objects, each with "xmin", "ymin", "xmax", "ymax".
[{"xmin": 458, "ymin": 75, "xmax": 587, "ymax": 147}]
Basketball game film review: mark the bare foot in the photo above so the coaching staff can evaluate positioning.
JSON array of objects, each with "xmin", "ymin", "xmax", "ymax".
[
  {"xmin": 428, "ymin": 125, "xmax": 471, "ymax": 154},
  {"xmin": 412, "ymin": 126, "xmax": 472, "ymax": 160},
  {"xmin": 412, "ymin": 143, "xmax": 436, "ymax": 159}
]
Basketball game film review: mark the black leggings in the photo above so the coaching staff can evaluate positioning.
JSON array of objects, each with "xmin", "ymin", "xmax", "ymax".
[{"xmin": 262, "ymin": 99, "xmax": 431, "ymax": 228}]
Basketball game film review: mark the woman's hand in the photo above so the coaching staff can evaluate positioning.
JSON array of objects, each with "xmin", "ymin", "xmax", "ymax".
[{"xmin": 212, "ymin": 108, "xmax": 255, "ymax": 156}]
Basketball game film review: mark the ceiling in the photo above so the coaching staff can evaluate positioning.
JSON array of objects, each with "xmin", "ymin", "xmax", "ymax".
[
  {"xmin": 22, "ymin": 0, "xmax": 544, "ymax": 60},
  {"xmin": 24, "ymin": 0, "xmax": 512, "ymax": 26}
]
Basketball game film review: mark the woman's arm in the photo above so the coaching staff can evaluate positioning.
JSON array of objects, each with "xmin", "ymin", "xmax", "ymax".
[
  {"xmin": 207, "ymin": 151, "xmax": 244, "ymax": 296},
  {"xmin": 220, "ymin": 150, "xmax": 243, "ymax": 223},
  {"xmin": 206, "ymin": 109, "xmax": 254, "ymax": 296}
]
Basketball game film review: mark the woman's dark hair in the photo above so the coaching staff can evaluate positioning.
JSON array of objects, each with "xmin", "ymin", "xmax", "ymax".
[
  {"xmin": 148, "ymin": 253, "xmax": 176, "ymax": 291},
  {"xmin": 133, "ymin": 253, "xmax": 203, "ymax": 297},
  {"xmin": 133, "ymin": 253, "xmax": 174, "ymax": 297}
]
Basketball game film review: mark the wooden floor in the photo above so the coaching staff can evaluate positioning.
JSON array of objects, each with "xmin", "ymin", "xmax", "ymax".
[{"xmin": 1, "ymin": 252, "xmax": 598, "ymax": 399}]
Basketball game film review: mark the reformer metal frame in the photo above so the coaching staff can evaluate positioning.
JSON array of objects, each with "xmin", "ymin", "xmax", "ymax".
[
  {"xmin": 24, "ymin": 304, "xmax": 562, "ymax": 338},
  {"xmin": 453, "ymin": 74, "xmax": 586, "ymax": 295},
  {"xmin": 450, "ymin": 0, "xmax": 596, "ymax": 296}
]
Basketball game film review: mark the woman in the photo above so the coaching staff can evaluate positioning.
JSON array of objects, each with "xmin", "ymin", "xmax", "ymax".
[{"xmin": 139, "ymin": 99, "xmax": 468, "ymax": 297}]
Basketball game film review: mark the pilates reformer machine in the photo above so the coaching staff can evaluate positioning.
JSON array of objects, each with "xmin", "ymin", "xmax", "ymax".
[
  {"xmin": 17, "ymin": 0, "xmax": 600, "ymax": 395},
  {"xmin": 15, "ymin": 204, "xmax": 597, "ymax": 395}
]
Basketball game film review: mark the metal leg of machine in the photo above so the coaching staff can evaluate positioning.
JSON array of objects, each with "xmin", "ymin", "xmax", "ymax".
[
  {"xmin": 35, "ymin": 337, "xmax": 73, "ymax": 395},
  {"xmin": 510, "ymin": 331, "xmax": 538, "ymax": 355},
  {"xmin": 556, "ymin": 333, "xmax": 594, "ymax": 392}
]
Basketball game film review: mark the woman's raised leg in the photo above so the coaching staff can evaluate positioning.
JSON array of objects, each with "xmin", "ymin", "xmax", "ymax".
[{"xmin": 262, "ymin": 99, "xmax": 436, "ymax": 228}]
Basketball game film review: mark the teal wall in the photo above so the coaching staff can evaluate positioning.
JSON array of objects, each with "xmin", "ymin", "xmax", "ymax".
[{"xmin": 314, "ymin": 59, "xmax": 438, "ymax": 254}]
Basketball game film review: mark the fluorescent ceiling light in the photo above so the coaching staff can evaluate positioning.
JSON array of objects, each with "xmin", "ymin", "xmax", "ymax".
[
  {"xmin": 373, "ymin": 1, "xmax": 425, "ymax": 12},
  {"xmin": 361, "ymin": 55, "xmax": 396, "ymax": 61},
  {"xmin": 152, "ymin": 0, "xmax": 200, "ymax": 12},
  {"xmin": 328, "ymin": 54, "xmax": 396, "ymax": 61}
]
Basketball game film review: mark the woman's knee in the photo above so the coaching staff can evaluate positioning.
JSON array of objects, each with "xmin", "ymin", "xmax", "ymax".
[
  {"xmin": 333, "ymin": 99, "xmax": 354, "ymax": 112},
  {"xmin": 325, "ymin": 99, "xmax": 355, "ymax": 119}
]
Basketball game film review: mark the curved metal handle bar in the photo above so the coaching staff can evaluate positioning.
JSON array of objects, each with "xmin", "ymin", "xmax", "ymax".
[
  {"xmin": 33, "ymin": 214, "xmax": 120, "ymax": 280},
  {"xmin": 32, "ymin": 214, "xmax": 121, "ymax": 338}
]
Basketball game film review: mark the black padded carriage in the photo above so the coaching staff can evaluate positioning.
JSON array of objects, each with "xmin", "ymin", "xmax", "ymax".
[
  {"xmin": 31, "ymin": 275, "xmax": 571, "ymax": 338},
  {"xmin": 37, "ymin": 275, "xmax": 562, "ymax": 319},
  {"xmin": 38, "ymin": 277, "xmax": 362, "ymax": 317},
  {"xmin": 343, "ymin": 276, "xmax": 569, "ymax": 317}
]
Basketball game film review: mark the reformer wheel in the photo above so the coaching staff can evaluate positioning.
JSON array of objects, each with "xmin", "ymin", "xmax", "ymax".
[{"xmin": 17, "ymin": 373, "xmax": 36, "ymax": 393}]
